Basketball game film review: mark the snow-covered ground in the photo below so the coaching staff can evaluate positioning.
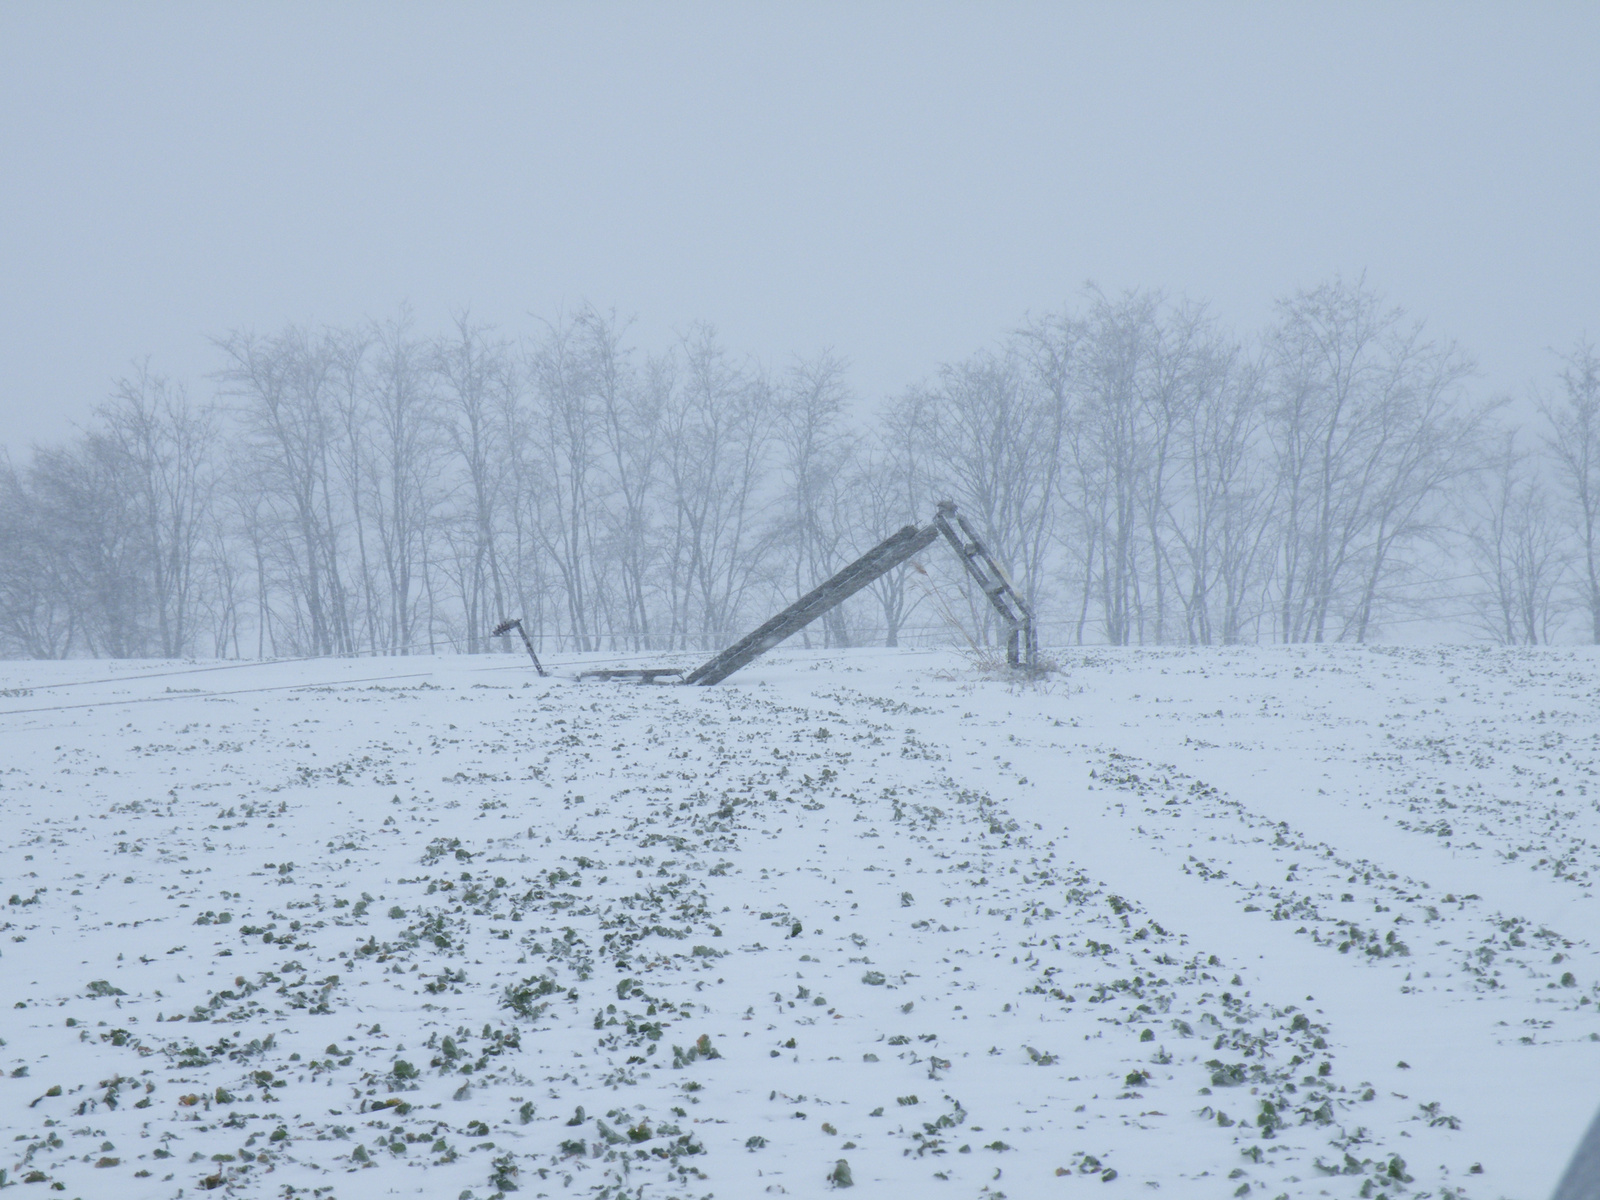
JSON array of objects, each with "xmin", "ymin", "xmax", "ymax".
[{"xmin": 1, "ymin": 644, "xmax": 1597, "ymax": 1200}]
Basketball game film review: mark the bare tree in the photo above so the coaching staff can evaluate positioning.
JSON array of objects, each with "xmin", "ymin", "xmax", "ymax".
[
  {"xmin": 922, "ymin": 342, "xmax": 1064, "ymax": 644},
  {"xmin": 218, "ymin": 326, "xmax": 349, "ymax": 655},
  {"xmin": 528, "ymin": 313, "xmax": 608, "ymax": 652},
  {"xmin": 774, "ymin": 351, "xmax": 856, "ymax": 646},
  {"xmin": 99, "ymin": 364, "xmax": 216, "ymax": 657},
  {"xmin": 863, "ymin": 387, "xmax": 941, "ymax": 645},
  {"xmin": 1164, "ymin": 327, "xmax": 1274, "ymax": 644},
  {"xmin": 661, "ymin": 326, "xmax": 775, "ymax": 650},
  {"xmin": 434, "ymin": 313, "xmax": 516, "ymax": 652},
  {"xmin": 27, "ymin": 434, "xmax": 151, "ymax": 657},
  {"xmin": 1265, "ymin": 278, "xmax": 1479, "ymax": 642},
  {"xmin": 583, "ymin": 307, "xmax": 664, "ymax": 651},
  {"xmin": 1073, "ymin": 292, "xmax": 1156, "ymax": 644},
  {"xmin": 0, "ymin": 454, "xmax": 77, "ymax": 658},
  {"xmin": 1539, "ymin": 339, "xmax": 1600, "ymax": 642},
  {"xmin": 1467, "ymin": 429, "xmax": 1570, "ymax": 643},
  {"xmin": 325, "ymin": 329, "xmax": 379, "ymax": 652},
  {"xmin": 495, "ymin": 351, "xmax": 553, "ymax": 654},
  {"xmin": 364, "ymin": 311, "xmax": 439, "ymax": 653}
]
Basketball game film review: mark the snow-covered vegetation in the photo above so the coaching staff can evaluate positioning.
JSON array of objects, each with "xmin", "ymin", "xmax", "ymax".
[{"xmin": 2, "ymin": 644, "xmax": 1596, "ymax": 1199}]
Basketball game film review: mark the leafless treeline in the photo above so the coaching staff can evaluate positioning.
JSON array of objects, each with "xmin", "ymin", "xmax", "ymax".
[{"xmin": 3, "ymin": 278, "xmax": 1597, "ymax": 659}]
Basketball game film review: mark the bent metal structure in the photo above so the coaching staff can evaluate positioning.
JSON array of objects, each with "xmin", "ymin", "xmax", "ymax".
[{"xmin": 570, "ymin": 500, "xmax": 1035, "ymax": 686}]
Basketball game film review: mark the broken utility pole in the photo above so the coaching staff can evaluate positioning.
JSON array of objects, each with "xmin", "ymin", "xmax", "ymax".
[
  {"xmin": 684, "ymin": 500, "xmax": 1035, "ymax": 686},
  {"xmin": 508, "ymin": 502, "xmax": 1036, "ymax": 687},
  {"xmin": 491, "ymin": 618, "xmax": 548, "ymax": 677},
  {"xmin": 929, "ymin": 500, "xmax": 1039, "ymax": 670},
  {"xmin": 684, "ymin": 521, "xmax": 941, "ymax": 685}
]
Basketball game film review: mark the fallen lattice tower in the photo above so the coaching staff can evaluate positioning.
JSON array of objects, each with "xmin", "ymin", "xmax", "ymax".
[{"xmin": 557, "ymin": 500, "xmax": 1035, "ymax": 685}]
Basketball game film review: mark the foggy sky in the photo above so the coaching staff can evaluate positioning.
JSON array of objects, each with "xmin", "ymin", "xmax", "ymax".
[{"xmin": 2, "ymin": 1, "xmax": 1596, "ymax": 454}]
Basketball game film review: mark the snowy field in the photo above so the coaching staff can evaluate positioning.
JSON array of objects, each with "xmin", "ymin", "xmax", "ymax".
[{"xmin": 2, "ymin": 644, "xmax": 1598, "ymax": 1200}]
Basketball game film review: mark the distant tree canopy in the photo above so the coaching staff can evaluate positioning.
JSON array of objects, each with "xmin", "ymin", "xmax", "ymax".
[{"xmin": 2, "ymin": 281, "xmax": 1593, "ymax": 659}]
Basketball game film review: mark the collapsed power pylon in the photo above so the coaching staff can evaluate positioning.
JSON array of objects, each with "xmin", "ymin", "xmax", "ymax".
[
  {"xmin": 505, "ymin": 502, "xmax": 1035, "ymax": 687},
  {"xmin": 491, "ymin": 618, "xmax": 548, "ymax": 677},
  {"xmin": 684, "ymin": 500, "xmax": 1035, "ymax": 685},
  {"xmin": 934, "ymin": 501, "xmax": 1039, "ymax": 672}
]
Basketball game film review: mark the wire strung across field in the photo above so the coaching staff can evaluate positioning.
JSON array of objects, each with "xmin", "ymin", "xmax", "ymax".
[
  {"xmin": 0, "ymin": 662, "xmax": 552, "ymax": 723},
  {"xmin": 4, "ymin": 637, "xmax": 497, "ymax": 693}
]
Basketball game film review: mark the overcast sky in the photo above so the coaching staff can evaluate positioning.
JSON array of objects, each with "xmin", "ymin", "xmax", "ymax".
[{"xmin": 1, "ymin": 1, "xmax": 1596, "ymax": 453}]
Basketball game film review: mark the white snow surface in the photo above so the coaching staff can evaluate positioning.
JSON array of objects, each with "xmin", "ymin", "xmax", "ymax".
[{"xmin": 1, "ymin": 644, "xmax": 1597, "ymax": 1200}]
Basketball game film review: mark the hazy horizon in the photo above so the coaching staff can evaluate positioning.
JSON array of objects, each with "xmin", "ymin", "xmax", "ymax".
[{"xmin": 3, "ymin": 2, "xmax": 1597, "ymax": 452}]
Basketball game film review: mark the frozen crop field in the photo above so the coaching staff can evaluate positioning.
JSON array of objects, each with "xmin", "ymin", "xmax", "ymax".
[{"xmin": 2, "ymin": 645, "xmax": 1598, "ymax": 1200}]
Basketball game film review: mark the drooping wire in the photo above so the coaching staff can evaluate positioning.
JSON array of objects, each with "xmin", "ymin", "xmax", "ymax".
[
  {"xmin": 9, "ymin": 637, "xmax": 485, "ymax": 693},
  {"xmin": 0, "ymin": 670, "xmax": 439, "ymax": 718},
  {"xmin": 0, "ymin": 661, "xmax": 552, "ymax": 721}
]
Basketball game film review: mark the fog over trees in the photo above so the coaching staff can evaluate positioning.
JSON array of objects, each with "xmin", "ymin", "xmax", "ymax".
[{"xmin": 2, "ymin": 278, "xmax": 1595, "ymax": 659}]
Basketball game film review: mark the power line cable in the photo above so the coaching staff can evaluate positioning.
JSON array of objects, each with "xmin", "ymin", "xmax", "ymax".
[
  {"xmin": 12, "ymin": 637, "xmax": 484, "ymax": 693},
  {"xmin": 14, "ymin": 655, "xmax": 366, "ymax": 692},
  {"xmin": 0, "ymin": 659, "xmax": 556, "ymax": 722},
  {"xmin": 0, "ymin": 671, "xmax": 440, "ymax": 718}
]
